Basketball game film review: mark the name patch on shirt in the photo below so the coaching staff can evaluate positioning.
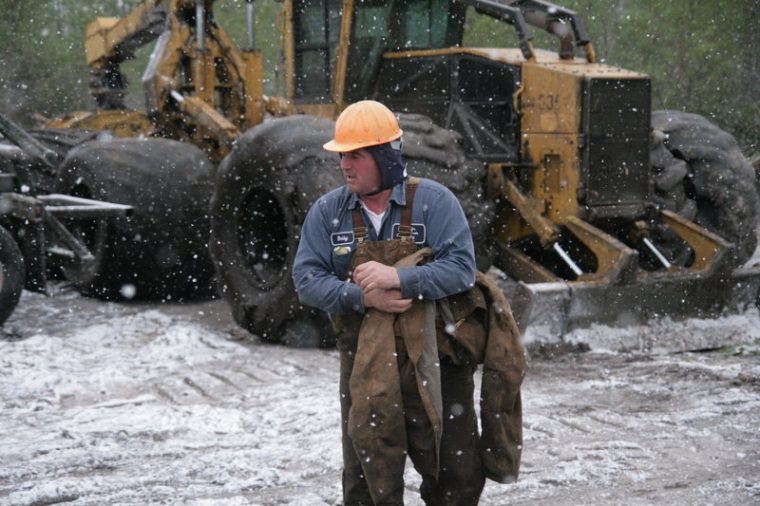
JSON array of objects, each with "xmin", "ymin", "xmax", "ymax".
[
  {"xmin": 331, "ymin": 231, "xmax": 355, "ymax": 246},
  {"xmin": 392, "ymin": 223, "xmax": 426, "ymax": 244}
]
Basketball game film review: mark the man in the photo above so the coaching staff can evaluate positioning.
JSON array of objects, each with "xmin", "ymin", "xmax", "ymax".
[{"xmin": 292, "ymin": 100, "xmax": 497, "ymax": 505}]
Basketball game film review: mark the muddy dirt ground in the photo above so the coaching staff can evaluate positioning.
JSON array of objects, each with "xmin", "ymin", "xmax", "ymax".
[{"xmin": 1, "ymin": 287, "xmax": 759, "ymax": 505}]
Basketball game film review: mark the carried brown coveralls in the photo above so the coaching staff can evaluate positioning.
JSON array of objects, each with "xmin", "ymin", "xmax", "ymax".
[{"xmin": 334, "ymin": 180, "xmax": 526, "ymax": 505}]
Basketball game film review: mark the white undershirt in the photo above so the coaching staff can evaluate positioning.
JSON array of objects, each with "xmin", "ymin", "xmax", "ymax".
[{"xmin": 361, "ymin": 202, "xmax": 386, "ymax": 236}]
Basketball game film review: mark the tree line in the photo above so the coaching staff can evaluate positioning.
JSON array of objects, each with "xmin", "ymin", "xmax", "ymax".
[{"xmin": 0, "ymin": 0, "xmax": 757, "ymax": 156}]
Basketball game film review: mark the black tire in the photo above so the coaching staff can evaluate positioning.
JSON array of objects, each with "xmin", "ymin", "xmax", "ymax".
[
  {"xmin": 0, "ymin": 225, "xmax": 24, "ymax": 326},
  {"xmin": 55, "ymin": 138, "xmax": 216, "ymax": 301},
  {"xmin": 210, "ymin": 116, "xmax": 342, "ymax": 344},
  {"xmin": 651, "ymin": 110, "xmax": 760, "ymax": 268},
  {"xmin": 398, "ymin": 113, "xmax": 495, "ymax": 270}
]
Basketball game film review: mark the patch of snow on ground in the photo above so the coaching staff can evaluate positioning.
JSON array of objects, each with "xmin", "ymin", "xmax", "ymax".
[{"xmin": 1, "ymin": 291, "xmax": 759, "ymax": 504}]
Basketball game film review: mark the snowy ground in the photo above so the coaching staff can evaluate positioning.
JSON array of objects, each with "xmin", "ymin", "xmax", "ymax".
[{"xmin": 1, "ymin": 285, "xmax": 760, "ymax": 505}]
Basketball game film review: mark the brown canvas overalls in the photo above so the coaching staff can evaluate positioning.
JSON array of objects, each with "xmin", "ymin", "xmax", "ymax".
[{"xmin": 333, "ymin": 180, "xmax": 486, "ymax": 505}]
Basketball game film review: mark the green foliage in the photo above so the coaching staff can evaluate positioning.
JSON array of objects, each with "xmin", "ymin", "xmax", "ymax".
[{"xmin": 0, "ymin": 0, "xmax": 139, "ymax": 126}]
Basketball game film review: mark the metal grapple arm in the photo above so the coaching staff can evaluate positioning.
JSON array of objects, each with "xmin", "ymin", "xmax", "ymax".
[{"xmin": 0, "ymin": 112, "xmax": 60, "ymax": 196}]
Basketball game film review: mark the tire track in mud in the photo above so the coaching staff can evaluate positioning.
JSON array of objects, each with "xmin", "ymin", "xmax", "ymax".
[{"xmin": 502, "ymin": 352, "xmax": 760, "ymax": 505}]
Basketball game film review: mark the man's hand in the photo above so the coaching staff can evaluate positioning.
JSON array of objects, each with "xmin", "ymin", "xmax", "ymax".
[
  {"xmin": 353, "ymin": 261, "xmax": 401, "ymax": 292},
  {"xmin": 362, "ymin": 288, "xmax": 412, "ymax": 313}
]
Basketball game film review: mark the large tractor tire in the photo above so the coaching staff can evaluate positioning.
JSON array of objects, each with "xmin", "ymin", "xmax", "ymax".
[
  {"xmin": 55, "ymin": 138, "xmax": 216, "ymax": 301},
  {"xmin": 210, "ymin": 116, "xmax": 341, "ymax": 346},
  {"xmin": 0, "ymin": 225, "xmax": 24, "ymax": 326},
  {"xmin": 650, "ymin": 110, "xmax": 760, "ymax": 268}
]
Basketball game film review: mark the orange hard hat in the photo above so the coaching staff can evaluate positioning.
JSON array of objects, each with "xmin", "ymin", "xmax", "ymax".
[{"xmin": 323, "ymin": 100, "xmax": 403, "ymax": 152}]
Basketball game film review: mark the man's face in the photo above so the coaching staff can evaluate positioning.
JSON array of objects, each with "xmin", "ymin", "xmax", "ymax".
[{"xmin": 340, "ymin": 148, "xmax": 381, "ymax": 196}]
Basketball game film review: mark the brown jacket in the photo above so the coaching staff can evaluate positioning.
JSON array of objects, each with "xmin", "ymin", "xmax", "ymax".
[{"xmin": 348, "ymin": 249, "xmax": 526, "ymax": 483}]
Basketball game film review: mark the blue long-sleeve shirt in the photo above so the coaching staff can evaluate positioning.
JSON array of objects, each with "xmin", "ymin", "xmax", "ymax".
[{"xmin": 292, "ymin": 177, "xmax": 476, "ymax": 315}]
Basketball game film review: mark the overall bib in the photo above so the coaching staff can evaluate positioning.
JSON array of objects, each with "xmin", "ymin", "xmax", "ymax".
[{"xmin": 334, "ymin": 180, "xmax": 485, "ymax": 506}]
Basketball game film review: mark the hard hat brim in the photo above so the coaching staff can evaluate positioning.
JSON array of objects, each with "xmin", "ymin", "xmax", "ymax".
[{"xmin": 323, "ymin": 130, "xmax": 403, "ymax": 153}]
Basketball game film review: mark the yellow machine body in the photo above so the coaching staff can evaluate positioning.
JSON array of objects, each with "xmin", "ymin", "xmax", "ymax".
[{"xmin": 48, "ymin": 0, "xmax": 267, "ymax": 160}]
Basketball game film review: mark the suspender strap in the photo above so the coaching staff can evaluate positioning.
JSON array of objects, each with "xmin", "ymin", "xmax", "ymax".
[
  {"xmin": 352, "ymin": 205, "xmax": 368, "ymax": 243},
  {"xmin": 398, "ymin": 177, "xmax": 419, "ymax": 241}
]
